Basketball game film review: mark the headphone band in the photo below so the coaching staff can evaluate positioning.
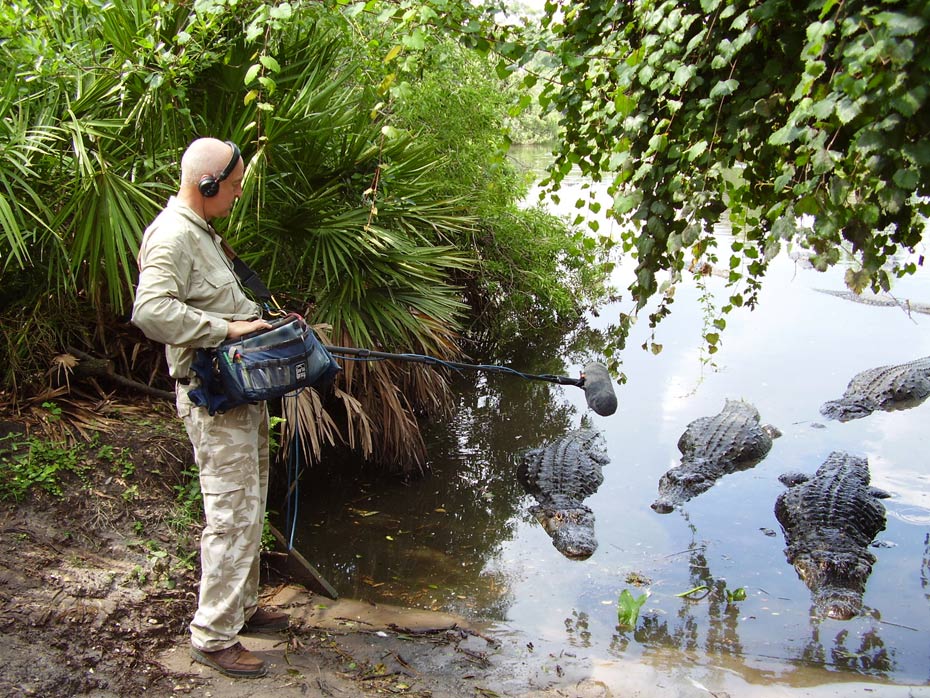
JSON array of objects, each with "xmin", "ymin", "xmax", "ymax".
[
  {"xmin": 198, "ymin": 141, "xmax": 241, "ymax": 197},
  {"xmin": 216, "ymin": 141, "xmax": 240, "ymax": 184}
]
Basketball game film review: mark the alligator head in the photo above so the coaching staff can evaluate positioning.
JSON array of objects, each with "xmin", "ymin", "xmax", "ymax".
[
  {"xmin": 528, "ymin": 500, "xmax": 597, "ymax": 560},
  {"xmin": 819, "ymin": 398, "xmax": 876, "ymax": 423},
  {"xmin": 651, "ymin": 460, "xmax": 715, "ymax": 513},
  {"xmin": 789, "ymin": 549, "xmax": 876, "ymax": 620}
]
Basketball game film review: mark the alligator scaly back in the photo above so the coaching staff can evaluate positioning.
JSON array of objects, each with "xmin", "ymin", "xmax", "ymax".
[
  {"xmin": 775, "ymin": 451, "xmax": 890, "ymax": 620},
  {"xmin": 820, "ymin": 356, "xmax": 930, "ymax": 422},
  {"xmin": 652, "ymin": 399, "xmax": 779, "ymax": 513},
  {"xmin": 518, "ymin": 428, "xmax": 609, "ymax": 560}
]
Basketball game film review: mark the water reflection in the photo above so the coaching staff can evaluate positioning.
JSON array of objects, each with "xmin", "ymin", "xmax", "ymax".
[
  {"xmin": 613, "ymin": 513, "xmax": 745, "ymax": 663},
  {"xmin": 292, "ymin": 321, "xmax": 598, "ymax": 619},
  {"xmin": 798, "ymin": 619, "xmax": 894, "ymax": 678},
  {"xmin": 291, "ymin": 145, "xmax": 930, "ymax": 689}
]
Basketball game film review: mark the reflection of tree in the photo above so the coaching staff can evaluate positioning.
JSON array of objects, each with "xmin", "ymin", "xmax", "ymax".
[
  {"xmin": 796, "ymin": 619, "xmax": 894, "ymax": 678},
  {"xmin": 287, "ymin": 320, "xmax": 596, "ymax": 620},
  {"xmin": 922, "ymin": 533, "xmax": 929, "ymax": 684},
  {"xmin": 565, "ymin": 609, "xmax": 592, "ymax": 648},
  {"xmin": 613, "ymin": 512, "xmax": 744, "ymax": 662},
  {"xmin": 922, "ymin": 533, "xmax": 930, "ymax": 602}
]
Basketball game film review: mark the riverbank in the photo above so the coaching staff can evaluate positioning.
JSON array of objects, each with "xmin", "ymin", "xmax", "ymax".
[{"xmin": 0, "ymin": 400, "xmax": 613, "ymax": 697}]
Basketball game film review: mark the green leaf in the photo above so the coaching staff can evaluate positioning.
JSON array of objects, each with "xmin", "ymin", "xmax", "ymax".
[
  {"xmin": 672, "ymin": 64, "xmax": 696, "ymax": 89},
  {"xmin": 269, "ymin": 2, "xmax": 292, "ymax": 20},
  {"xmin": 773, "ymin": 165, "xmax": 796, "ymax": 191},
  {"xmin": 845, "ymin": 267, "xmax": 870, "ymax": 294},
  {"xmin": 892, "ymin": 85, "xmax": 927, "ymax": 117},
  {"xmin": 383, "ymin": 45, "xmax": 402, "ymax": 63},
  {"xmin": 402, "ymin": 28, "xmax": 427, "ymax": 50},
  {"xmin": 835, "ymin": 97, "xmax": 861, "ymax": 124},
  {"xmin": 617, "ymin": 589, "xmax": 649, "ymax": 627},
  {"xmin": 892, "ymin": 168, "xmax": 919, "ymax": 190},
  {"xmin": 811, "ymin": 147, "xmax": 836, "ymax": 174},
  {"xmin": 709, "ymin": 79, "xmax": 739, "ymax": 99},
  {"xmin": 872, "ymin": 12, "xmax": 926, "ymax": 36},
  {"xmin": 769, "ymin": 123, "xmax": 803, "ymax": 145},
  {"xmin": 259, "ymin": 55, "xmax": 281, "ymax": 73},
  {"xmin": 725, "ymin": 587, "xmax": 747, "ymax": 602},
  {"xmin": 686, "ymin": 140, "xmax": 708, "ymax": 161},
  {"xmin": 676, "ymin": 585, "xmax": 709, "ymax": 597},
  {"xmin": 244, "ymin": 63, "xmax": 261, "ymax": 86}
]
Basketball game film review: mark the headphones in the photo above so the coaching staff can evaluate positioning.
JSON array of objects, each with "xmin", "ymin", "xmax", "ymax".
[{"xmin": 198, "ymin": 141, "xmax": 241, "ymax": 198}]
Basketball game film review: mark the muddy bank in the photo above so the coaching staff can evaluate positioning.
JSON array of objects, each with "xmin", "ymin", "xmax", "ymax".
[{"xmin": 0, "ymin": 402, "xmax": 607, "ymax": 697}]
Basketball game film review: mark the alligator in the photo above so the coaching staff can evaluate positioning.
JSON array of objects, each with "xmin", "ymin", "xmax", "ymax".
[
  {"xmin": 774, "ymin": 451, "xmax": 890, "ymax": 620},
  {"xmin": 820, "ymin": 356, "xmax": 930, "ymax": 422},
  {"xmin": 813, "ymin": 288, "xmax": 930, "ymax": 316},
  {"xmin": 517, "ymin": 428, "xmax": 609, "ymax": 560},
  {"xmin": 651, "ymin": 399, "xmax": 779, "ymax": 513}
]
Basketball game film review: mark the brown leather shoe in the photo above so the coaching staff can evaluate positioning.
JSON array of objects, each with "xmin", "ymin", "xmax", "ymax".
[
  {"xmin": 190, "ymin": 642, "xmax": 267, "ymax": 678},
  {"xmin": 242, "ymin": 606, "xmax": 290, "ymax": 633}
]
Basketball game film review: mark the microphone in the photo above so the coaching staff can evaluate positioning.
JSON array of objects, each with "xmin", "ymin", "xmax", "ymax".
[{"xmin": 582, "ymin": 363, "xmax": 618, "ymax": 416}]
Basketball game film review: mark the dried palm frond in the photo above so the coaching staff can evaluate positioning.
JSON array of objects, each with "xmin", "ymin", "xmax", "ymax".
[
  {"xmin": 281, "ymin": 390, "xmax": 341, "ymax": 466},
  {"xmin": 48, "ymin": 353, "xmax": 79, "ymax": 391}
]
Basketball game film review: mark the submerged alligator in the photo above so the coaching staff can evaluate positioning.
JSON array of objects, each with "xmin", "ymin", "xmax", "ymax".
[
  {"xmin": 517, "ymin": 428, "xmax": 609, "ymax": 560},
  {"xmin": 775, "ymin": 451, "xmax": 890, "ymax": 620},
  {"xmin": 651, "ymin": 399, "xmax": 779, "ymax": 513},
  {"xmin": 820, "ymin": 356, "xmax": 930, "ymax": 422}
]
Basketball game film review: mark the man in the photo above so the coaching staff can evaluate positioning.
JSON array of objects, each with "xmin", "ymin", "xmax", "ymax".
[{"xmin": 132, "ymin": 137, "xmax": 288, "ymax": 679}]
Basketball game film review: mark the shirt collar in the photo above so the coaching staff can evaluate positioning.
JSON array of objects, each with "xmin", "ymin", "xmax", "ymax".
[{"xmin": 166, "ymin": 196, "xmax": 212, "ymax": 235}]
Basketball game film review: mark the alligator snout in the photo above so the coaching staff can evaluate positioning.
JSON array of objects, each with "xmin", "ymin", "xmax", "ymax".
[
  {"xmin": 816, "ymin": 588, "xmax": 863, "ymax": 620},
  {"xmin": 650, "ymin": 499, "xmax": 675, "ymax": 514}
]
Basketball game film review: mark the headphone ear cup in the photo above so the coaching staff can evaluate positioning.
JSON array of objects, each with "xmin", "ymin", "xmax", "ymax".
[{"xmin": 198, "ymin": 175, "xmax": 219, "ymax": 198}]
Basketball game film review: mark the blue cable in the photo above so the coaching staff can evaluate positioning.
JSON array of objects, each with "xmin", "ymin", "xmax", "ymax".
[{"xmin": 286, "ymin": 425, "xmax": 302, "ymax": 551}]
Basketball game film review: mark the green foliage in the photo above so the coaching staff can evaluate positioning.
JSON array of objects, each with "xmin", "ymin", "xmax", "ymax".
[
  {"xmin": 0, "ymin": 433, "xmax": 89, "ymax": 501},
  {"xmin": 357, "ymin": 0, "xmax": 929, "ymax": 355},
  {"xmin": 385, "ymin": 41, "xmax": 612, "ymax": 337},
  {"xmin": 96, "ymin": 443, "xmax": 135, "ymax": 478},
  {"xmin": 617, "ymin": 588, "xmax": 649, "ymax": 628},
  {"xmin": 536, "ymin": 0, "xmax": 929, "ymax": 344},
  {"xmin": 171, "ymin": 463, "xmax": 204, "ymax": 532},
  {"xmin": 0, "ymin": 0, "xmax": 605, "ymax": 470}
]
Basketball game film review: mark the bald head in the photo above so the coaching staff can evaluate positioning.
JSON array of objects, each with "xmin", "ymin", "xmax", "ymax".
[
  {"xmin": 180, "ymin": 138, "xmax": 240, "ymax": 187},
  {"xmin": 176, "ymin": 137, "xmax": 244, "ymax": 221}
]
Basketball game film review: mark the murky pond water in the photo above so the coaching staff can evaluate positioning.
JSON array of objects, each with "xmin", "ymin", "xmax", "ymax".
[{"xmin": 293, "ymin": 145, "xmax": 930, "ymax": 693}]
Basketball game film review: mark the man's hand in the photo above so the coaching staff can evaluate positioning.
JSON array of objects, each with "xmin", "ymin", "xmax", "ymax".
[{"xmin": 226, "ymin": 318, "xmax": 273, "ymax": 340}]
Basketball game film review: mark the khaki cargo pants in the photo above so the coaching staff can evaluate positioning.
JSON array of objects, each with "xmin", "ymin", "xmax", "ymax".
[{"xmin": 177, "ymin": 384, "xmax": 269, "ymax": 651}]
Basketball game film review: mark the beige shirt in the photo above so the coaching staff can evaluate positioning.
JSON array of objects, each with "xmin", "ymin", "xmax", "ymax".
[{"xmin": 132, "ymin": 197, "xmax": 261, "ymax": 379}]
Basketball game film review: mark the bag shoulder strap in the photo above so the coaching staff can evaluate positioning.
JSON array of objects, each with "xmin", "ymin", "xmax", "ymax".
[{"xmin": 217, "ymin": 237, "xmax": 290, "ymax": 319}]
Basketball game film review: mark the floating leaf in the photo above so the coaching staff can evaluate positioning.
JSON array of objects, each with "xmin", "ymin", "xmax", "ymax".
[
  {"xmin": 676, "ymin": 585, "xmax": 709, "ymax": 597},
  {"xmin": 617, "ymin": 589, "xmax": 649, "ymax": 627},
  {"xmin": 726, "ymin": 587, "xmax": 747, "ymax": 602}
]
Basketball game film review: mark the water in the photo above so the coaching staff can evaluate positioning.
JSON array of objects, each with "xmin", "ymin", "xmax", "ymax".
[{"xmin": 293, "ymin": 145, "xmax": 930, "ymax": 691}]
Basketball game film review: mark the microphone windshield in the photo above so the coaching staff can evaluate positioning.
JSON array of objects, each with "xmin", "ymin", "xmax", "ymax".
[{"xmin": 582, "ymin": 363, "xmax": 617, "ymax": 416}]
